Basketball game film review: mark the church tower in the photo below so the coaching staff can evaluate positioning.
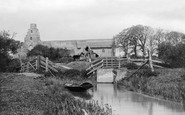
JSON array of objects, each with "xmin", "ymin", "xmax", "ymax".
[{"xmin": 24, "ymin": 23, "xmax": 41, "ymax": 50}]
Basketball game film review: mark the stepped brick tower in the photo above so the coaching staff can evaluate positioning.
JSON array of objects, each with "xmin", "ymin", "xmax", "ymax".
[{"xmin": 24, "ymin": 24, "xmax": 41, "ymax": 50}]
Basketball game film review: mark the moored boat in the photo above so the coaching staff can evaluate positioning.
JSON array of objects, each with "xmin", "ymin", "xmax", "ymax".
[{"xmin": 64, "ymin": 82, "xmax": 93, "ymax": 92}]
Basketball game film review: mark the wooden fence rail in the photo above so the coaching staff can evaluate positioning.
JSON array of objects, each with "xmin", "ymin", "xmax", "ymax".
[{"xmin": 20, "ymin": 55, "xmax": 58, "ymax": 74}]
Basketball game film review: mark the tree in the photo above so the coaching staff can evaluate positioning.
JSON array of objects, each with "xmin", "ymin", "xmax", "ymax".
[
  {"xmin": 165, "ymin": 31, "xmax": 184, "ymax": 45},
  {"xmin": 0, "ymin": 31, "xmax": 20, "ymax": 72},
  {"xmin": 114, "ymin": 28, "xmax": 129, "ymax": 57},
  {"xmin": 116, "ymin": 32, "xmax": 130, "ymax": 57},
  {"xmin": 115, "ymin": 26, "xmax": 140, "ymax": 58},
  {"xmin": 127, "ymin": 25, "xmax": 143, "ymax": 58},
  {"xmin": 114, "ymin": 24, "xmax": 185, "ymax": 63},
  {"xmin": 158, "ymin": 42, "xmax": 185, "ymax": 68},
  {"xmin": 27, "ymin": 44, "xmax": 72, "ymax": 63},
  {"xmin": 151, "ymin": 29, "xmax": 165, "ymax": 56}
]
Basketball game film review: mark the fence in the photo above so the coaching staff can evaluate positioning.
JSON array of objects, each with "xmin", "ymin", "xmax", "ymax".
[{"xmin": 20, "ymin": 55, "xmax": 58, "ymax": 74}]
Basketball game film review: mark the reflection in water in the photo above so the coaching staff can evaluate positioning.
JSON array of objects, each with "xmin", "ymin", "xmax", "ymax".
[
  {"xmin": 68, "ymin": 90, "xmax": 93, "ymax": 100},
  {"xmin": 70, "ymin": 84, "xmax": 185, "ymax": 115},
  {"xmin": 148, "ymin": 103, "xmax": 153, "ymax": 115}
]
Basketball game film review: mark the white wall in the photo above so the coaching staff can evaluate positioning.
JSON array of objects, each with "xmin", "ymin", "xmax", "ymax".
[{"xmin": 93, "ymin": 48, "xmax": 112, "ymax": 57}]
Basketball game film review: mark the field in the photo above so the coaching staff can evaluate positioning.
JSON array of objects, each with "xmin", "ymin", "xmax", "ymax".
[
  {"xmin": 0, "ymin": 73, "xmax": 112, "ymax": 115},
  {"xmin": 118, "ymin": 68, "xmax": 185, "ymax": 103}
]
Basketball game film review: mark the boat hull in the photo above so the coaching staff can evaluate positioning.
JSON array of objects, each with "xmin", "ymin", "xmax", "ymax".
[{"xmin": 65, "ymin": 82, "xmax": 93, "ymax": 92}]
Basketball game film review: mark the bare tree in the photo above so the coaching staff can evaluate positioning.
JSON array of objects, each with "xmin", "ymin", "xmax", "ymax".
[
  {"xmin": 151, "ymin": 29, "xmax": 165, "ymax": 56},
  {"xmin": 114, "ymin": 28, "xmax": 130, "ymax": 57}
]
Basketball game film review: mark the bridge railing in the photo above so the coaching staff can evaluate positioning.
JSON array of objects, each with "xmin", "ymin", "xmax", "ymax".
[
  {"xmin": 86, "ymin": 57, "xmax": 127, "ymax": 75},
  {"xmin": 86, "ymin": 57, "xmax": 165, "ymax": 76},
  {"xmin": 86, "ymin": 59, "xmax": 103, "ymax": 75},
  {"xmin": 102, "ymin": 57, "xmax": 127, "ymax": 69},
  {"xmin": 129, "ymin": 58, "xmax": 164, "ymax": 68}
]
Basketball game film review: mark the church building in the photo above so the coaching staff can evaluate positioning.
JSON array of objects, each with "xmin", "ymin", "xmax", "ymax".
[{"xmin": 21, "ymin": 24, "xmax": 114, "ymax": 57}]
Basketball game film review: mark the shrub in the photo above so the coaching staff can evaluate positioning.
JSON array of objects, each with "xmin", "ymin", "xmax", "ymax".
[
  {"xmin": 0, "ymin": 31, "xmax": 20, "ymax": 72},
  {"xmin": 158, "ymin": 42, "xmax": 185, "ymax": 68},
  {"xmin": 63, "ymin": 69, "xmax": 81, "ymax": 78},
  {"xmin": 180, "ymin": 75, "xmax": 185, "ymax": 81},
  {"xmin": 118, "ymin": 68, "xmax": 185, "ymax": 102},
  {"xmin": 7, "ymin": 58, "xmax": 20, "ymax": 72},
  {"xmin": 137, "ymin": 69, "xmax": 159, "ymax": 77},
  {"xmin": 27, "ymin": 45, "xmax": 71, "ymax": 63},
  {"xmin": 57, "ymin": 56, "xmax": 73, "ymax": 63},
  {"xmin": 62, "ymin": 69, "xmax": 89, "ymax": 79},
  {"xmin": 80, "ymin": 69, "xmax": 87, "ymax": 78},
  {"xmin": 124, "ymin": 62, "xmax": 139, "ymax": 70}
]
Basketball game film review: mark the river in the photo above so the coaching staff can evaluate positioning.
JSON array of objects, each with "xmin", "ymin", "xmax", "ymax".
[{"xmin": 70, "ymin": 84, "xmax": 185, "ymax": 115}]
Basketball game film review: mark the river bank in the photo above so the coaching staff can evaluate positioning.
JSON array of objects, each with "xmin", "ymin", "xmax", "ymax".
[
  {"xmin": 117, "ymin": 68, "xmax": 185, "ymax": 104},
  {"xmin": 0, "ymin": 73, "xmax": 112, "ymax": 115}
]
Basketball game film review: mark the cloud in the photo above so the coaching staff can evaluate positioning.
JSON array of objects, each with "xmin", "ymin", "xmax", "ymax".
[
  {"xmin": 0, "ymin": 0, "xmax": 97, "ymax": 13},
  {"xmin": 1, "ymin": 0, "xmax": 185, "ymax": 41}
]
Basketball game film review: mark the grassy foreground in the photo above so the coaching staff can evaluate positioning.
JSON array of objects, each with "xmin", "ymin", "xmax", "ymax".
[
  {"xmin": 0, "ymin": 73, "xmax": 112, "ymax": 115},
  {"xmin": 118, "ymin": 68, "xmax": 185, "ymax": 103}
]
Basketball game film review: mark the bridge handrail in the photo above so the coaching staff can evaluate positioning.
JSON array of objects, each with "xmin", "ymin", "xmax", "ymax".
[
  {"xmin": 86, "ymin": 57, "xmax": 126, "ymax": 75},
  {"xmin": 86, "ymin": 59, "xmax": 103, "ymax": 71},
  {"xmin": 130, "ymin": 59, "xmax": 164, "ymax": 63}
]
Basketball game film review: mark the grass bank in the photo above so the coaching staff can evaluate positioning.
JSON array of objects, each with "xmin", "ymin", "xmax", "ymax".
[
  {"xmin": 118, "ymin": 68, "xmax": 185, "ymax": 103},
  {"xmin": 0, "ymin": 73, "xmax": 112, "ymax": 115}
]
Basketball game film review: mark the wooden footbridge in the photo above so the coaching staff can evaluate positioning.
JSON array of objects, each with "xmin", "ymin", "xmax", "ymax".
[
  {"xmin": 86, "ymin": 57, "xmax": 164, "ymax": 76},
  {"xmin": 86, "ymin": 57, "xmax": 127, "ymax": 76}
]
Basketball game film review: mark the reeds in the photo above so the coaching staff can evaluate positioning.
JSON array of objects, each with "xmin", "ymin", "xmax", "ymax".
[
  {"xmin": 118, "ymin": 68, "xmax": 185, "ymax": 103},
  {"xmin": 0, "ymin": 73, "xmax": 112, "ymax": 115}
]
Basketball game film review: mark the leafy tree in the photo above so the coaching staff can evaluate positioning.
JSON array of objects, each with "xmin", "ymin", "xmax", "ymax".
[
  {"xmin": 27, "ymin": 44, "xmax": 72, "ymax": 63},
  {"xmin": 165, "ymin": 31, "xmax": 184, "ymax": 45},
  {"xmin": 0, "ymin": 31, "xmax": 20, "ymax": 72},
  {"xmin": 114, "ymin": 24, "xmax": 185, "ymax": 68},
  {"xmin": 158, "ymin": 42, "xmax": 185, "ymax": 68}
]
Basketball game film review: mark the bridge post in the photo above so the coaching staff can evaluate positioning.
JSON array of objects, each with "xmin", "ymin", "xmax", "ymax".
[
  {"xmin": 26, "ymin": 58, "xmax": 31, "ymax": 72},
  {"xmin": 118, "ymin": 58, "xmax": 121, "ymax": 69},
  {"xmin": 46, "ymin": 57, "xmax": 49, "ymax": 72},
  {"xmin": 105, "ymin": 57, "xmax": 107, "ymax": 68},
  {"xmin": 26, "ymin": 62, "xmax": 29, "ymax": 72},
  {"xmin": 37, "ymin": 55, "xmax": 41, "ymax": 72},
  {"xmin": 35, "ymin": 58, "xmax": 38, "ymax": 70}
]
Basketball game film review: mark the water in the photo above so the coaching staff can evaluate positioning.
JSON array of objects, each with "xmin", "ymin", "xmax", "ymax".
[{"xmin": 70, "ymin": 84, "xmax": 185, "ymax": 115}]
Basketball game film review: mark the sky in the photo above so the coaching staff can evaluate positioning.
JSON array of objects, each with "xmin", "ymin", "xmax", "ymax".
[{"xmin": 0, "ymin": 0, "xmax": 185, "ymax": 42}]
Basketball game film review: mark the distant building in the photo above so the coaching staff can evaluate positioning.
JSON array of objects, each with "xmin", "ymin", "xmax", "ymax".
[
  {"xmin": 23, "ymin": 23, "xmax": 41, "ymax": 51},
  {"xmin": 21, "ymin": 24, "xmax": 114, "ymax": 58}
]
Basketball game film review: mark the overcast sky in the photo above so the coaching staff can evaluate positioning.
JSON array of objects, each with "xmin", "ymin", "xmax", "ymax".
[{"xmin": 0, "ymin": 0, "xmax": 185, "ymax": 42}]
